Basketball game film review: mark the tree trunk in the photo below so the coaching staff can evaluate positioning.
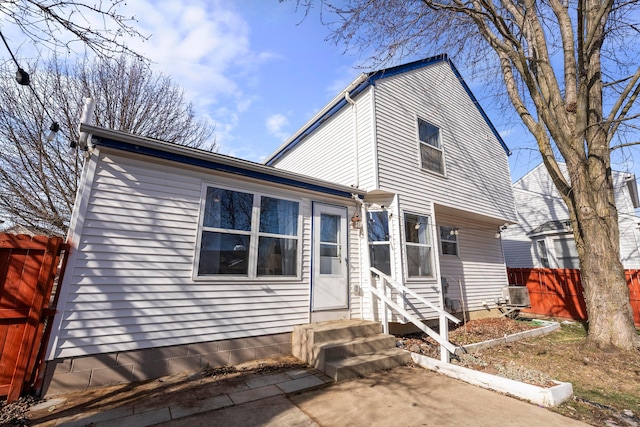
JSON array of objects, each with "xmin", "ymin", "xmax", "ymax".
[{"xmin": 569, "ymin": 163, "xmax": 639, "ymax": 350}]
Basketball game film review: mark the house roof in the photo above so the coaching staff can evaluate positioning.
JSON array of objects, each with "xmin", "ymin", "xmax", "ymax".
[
  {"xmin": 264, "ymin": 54, "xmax": 510, "ymax": 166},
  {"xmin": 514, "ymin": 162, "xmax": 640, "ymax": 209},
  {"xmin": 79, "ymin": 124, "xmax": 366, "ymax": 199}
]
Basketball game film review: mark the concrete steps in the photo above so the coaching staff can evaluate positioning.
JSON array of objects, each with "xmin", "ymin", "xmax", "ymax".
[{"xmin": 292, "ymin": 320, "xmax": 410, "ymax": 382}]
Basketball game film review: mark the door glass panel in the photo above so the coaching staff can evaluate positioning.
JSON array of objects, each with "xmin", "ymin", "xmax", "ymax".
[
  {"xmin": 368, "ymin": 211, "xmax": 391, "ymax": 274},
  {"xmin": 320, "ymin": 213, "xmax": 341, "ymax": 274}
]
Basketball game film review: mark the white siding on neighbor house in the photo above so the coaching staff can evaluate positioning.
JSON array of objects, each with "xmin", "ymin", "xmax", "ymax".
[
  {"xmin": 49, "ymin": 149, "xmax": 360, "ymax": 359},
  {"xmin": 505, "ymin": 163, "xmax": 640, "ymax": 269},
  {"xmin": 501, "ymin": 187, "xmax": 566, "ymax": 268},
  {"xmin": 503, "ymin": 164, "xmax": 640, "ymax": 269},
  {"xmin": 373, "ymin": 61, "xmax": 516, "ymax": 224},
  {"xmin": 271, "ymin": 87, "xmax": 378, "ymax": 191}
]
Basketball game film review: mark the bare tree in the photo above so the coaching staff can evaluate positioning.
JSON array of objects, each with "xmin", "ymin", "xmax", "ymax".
[
  {"xmin": 296, "ymin": 0, "xmax": 640, "ymax": 350},
  {"xmin": 0, "ymin": 56, "xmax": 216, "ymax": 236},
  {"xmin": 0, "ymin": 0, "xmax": 146, "ymax": 59}
]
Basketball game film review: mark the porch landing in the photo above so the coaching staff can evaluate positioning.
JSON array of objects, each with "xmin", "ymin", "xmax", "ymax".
[{"xmin": 292, "ymin": 319, "xmax": 410, "ymax": 381}]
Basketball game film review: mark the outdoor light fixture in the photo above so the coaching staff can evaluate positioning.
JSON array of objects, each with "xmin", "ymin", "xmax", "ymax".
[
  {"xmin": 15, "ymin": 67, "xmax": 30, "ymax": 86},
  {"xmin": 449, "ymin": 227, "xmax": 459, "ymax": 236},
  {"xmin": 47, "ymin": 122, "xmax": 59, "ymax": 141},
  {"xmin": 495, "ymin": 225, "xmax": 508, "ymax": 238},
  {"xmin": 351, "ymin": 211, "xmax": 362, "ymax": 228}
]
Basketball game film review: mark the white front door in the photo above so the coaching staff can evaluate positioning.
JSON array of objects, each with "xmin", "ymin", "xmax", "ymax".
[{"xmin": 312, "ymin": 203, "xmax": 349, "ymax": 311}]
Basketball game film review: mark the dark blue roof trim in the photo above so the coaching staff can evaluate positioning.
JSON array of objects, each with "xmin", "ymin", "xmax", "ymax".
[
  {"xmin": 266, "ymin": 54, "xmax": 510, "ymax": 165},
  {"xmin": 266, "ymin": 79, "xmax": 372, "ymax": 166},
  {"xmin": 95, "ymin": 137, "xmax": 356, "ymax": 199}
]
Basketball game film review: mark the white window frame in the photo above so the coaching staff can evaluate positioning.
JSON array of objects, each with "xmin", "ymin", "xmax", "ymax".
[
  {"xmin": 536, "ymin": 239, "xmax": 550, "ymax": 268},
  {"xmin": 439, "ymin": 225, "xmax": 459, "ymax": 256},
  {"xmin": 403, "ymin": 212, "xmax": 434, "ymax": 279},
  {"xmin": 417, "ymin": 117, "xmax": 445, "ymax": 175},
  {"xmin": 367, "ymin": 210, "xmax": 392, "ymax": 276},
  {"xmin": 193, "ymin": 183, "xmax": 303, "ymax": 281},
  {"xmin": 552, "ymin": 236, "xmax": 579, "ymax": 269}
]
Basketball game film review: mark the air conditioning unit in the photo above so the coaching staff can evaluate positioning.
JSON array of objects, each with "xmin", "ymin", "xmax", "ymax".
[{"xmin": 502, "ymin": 286, "xmax": 531, "ymax": 307}]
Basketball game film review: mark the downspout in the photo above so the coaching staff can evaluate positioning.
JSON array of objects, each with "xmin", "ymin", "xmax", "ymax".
[
  {"xmin": 344, "ymin": 91, "xmax": 360, "ymax": 188},
  {"xmin": 352, "ymin": 193, "xmax": 367, "ymax": 319}
]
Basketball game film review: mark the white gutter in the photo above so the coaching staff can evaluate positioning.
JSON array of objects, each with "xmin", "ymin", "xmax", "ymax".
[{"xmin": 344, "ymin": 90, "xmax": 360, "ymax": 189}]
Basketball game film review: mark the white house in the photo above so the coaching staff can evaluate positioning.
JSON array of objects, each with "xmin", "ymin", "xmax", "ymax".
[
  {"xmin": 43, "ymin": 125, "xmax": 369, "ymax": 394},
  {"xmin": 42, "ymin": 55, "xmax": 517, "ymax": 394},
  {"xmin": 265, "ymin": 54, "xmax": 517, "ymax": 325},
  {"xmin": 501, "ymin": 162, "xmax": 640, "ymax": 269}
]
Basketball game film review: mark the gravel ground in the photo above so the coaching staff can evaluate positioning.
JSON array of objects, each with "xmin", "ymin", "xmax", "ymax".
[{"xmin": 0, "ymin": 395, "xmax": 41, "ymax": 427}]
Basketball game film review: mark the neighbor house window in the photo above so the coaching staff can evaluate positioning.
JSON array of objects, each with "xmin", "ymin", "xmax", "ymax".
[
  {"xmin": 368, "ymin": 211, "xmax": 391, "ymax": 275},
  {"xmin": 404, "ymin": 213, "xmax": 433, "ymax": 277},
  {"xmin": 418, "ymin": 118, "xmax": 444, "ymax": 174},
  {"xmin": 536, "ymin": 240, "xmax": 550, "ymax": 268},
  {"xmin": 553, "ymin": 237, "xmax": 579, "ymax": 269},
  {"xmin": 439, "ymin": 226, "xmax": 459, "ymax": 256},
  {"xmin": 197, "ymin": 186, "xmax": 300, "ymax": 278}
]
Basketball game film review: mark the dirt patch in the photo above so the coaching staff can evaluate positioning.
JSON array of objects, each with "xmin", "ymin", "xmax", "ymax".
[{"xmin": 396, "ymin": 317, "xmax": 640, "ymax": 427}]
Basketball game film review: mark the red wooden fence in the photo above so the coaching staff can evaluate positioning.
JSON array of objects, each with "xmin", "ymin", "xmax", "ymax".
[
  {"xmin": 507, "ymin": 268, "xmax": 640, "ymax": 327},
  {"xmin": 0, "ymin": 234, "xmax": 69, "ymax": 402}
]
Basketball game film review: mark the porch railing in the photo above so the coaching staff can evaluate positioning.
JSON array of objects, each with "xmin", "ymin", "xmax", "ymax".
[{"xmin": 369, "ymin": 267, "xmax": 461, "ymax": 360}]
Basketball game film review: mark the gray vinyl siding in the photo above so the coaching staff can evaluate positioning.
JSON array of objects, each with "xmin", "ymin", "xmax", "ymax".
[
  {"xmin": 373, "ymin": 62, "xmax": 516, "ymax": 224},
  {"xmin": 51, "ymin": 150, "xmax": 359, "ymax": 358},
  {"xmin": 396, "ymin": 210, "xmax": 509, "ymax": 319},
  {"xmin": 506, "ymin": 163, "xmax": 640, "ymax": 269},
  {"xmin": 271, "ymin": 87, "xmax": 377, "ymax": 190},
  {"xmin": 269, "ymin": 60, "xmax": 517, "ymax": 323}
]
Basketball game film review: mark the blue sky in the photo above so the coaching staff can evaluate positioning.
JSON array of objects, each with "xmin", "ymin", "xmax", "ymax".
[
  {"xmin": 5, "ymin": 0, "xmax": 637, "ymax": 182},
  {"xmin": 108, "ymin": 0, "xmax": 551, "ymax": 182}
]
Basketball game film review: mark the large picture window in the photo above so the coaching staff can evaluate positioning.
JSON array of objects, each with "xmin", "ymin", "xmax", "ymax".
[
  {"xmin": 404, "ymin": 213, "xmax": 433, "ymax": 277},
  {"xmin": 197, "ymin": 186, "xmax": 300, "ymax": 278},
  {"xmin": 418, "ymin": 118, "xmax": 444, "ymax": 174}
]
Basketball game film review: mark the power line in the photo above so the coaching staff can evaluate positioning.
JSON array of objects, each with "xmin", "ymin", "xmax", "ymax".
[{"xmin": 0, "ymin": 30, "xmax": 59, "ymax": 136}]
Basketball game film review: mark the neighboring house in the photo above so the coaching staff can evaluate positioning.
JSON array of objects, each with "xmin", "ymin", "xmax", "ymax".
[
  {"xmin": 43, "ymin": 55, "xmax": 517, "ymax": 394},
  {"xmin": 265, "ymin": 54, "xmax": 517, "ymax": 323},
  {"xmin": 502, "ymin": 162, "xmax": 640, "ymax": 269}
]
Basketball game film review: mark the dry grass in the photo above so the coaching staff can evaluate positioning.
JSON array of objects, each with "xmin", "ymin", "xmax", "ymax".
[{"xmin": 396, "ymin": 317, "xmax": 640, "ymax": 426}]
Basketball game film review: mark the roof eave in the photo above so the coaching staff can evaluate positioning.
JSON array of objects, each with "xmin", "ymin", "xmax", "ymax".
[
  {"xmin": 79, "ymin": 124, "xmax": 366, "ymax": 199},
  {"xmin": 264, "ymin": 54, "xmax": 511, "ymax": 165}
]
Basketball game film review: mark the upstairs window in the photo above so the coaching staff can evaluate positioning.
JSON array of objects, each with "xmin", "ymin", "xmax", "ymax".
[
  {"xmin": 418, "ymin": 118, "xmax": 444, "ymax": 174},
  {"xmin": 404, "ymin": 213, "xmax": 433, "ymax": 277},
  {"xmin": 197, "ymin": 186, "xmax": 300, "ymax": 278},
  {"xmin": 439, "ymin": 225, "xmax": 459, "ymax": 256}
]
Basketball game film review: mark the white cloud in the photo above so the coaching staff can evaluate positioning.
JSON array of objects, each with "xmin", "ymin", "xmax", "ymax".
[
  {"xmin": 120, "ymin": 0, "xmax": 274, "ymax": 145},
  {"xmin": 266, "ymin": 113, "xmax": 290, "ymax": 140}
]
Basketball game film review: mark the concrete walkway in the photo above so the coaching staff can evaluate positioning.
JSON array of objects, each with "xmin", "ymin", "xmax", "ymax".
[{"xmin": 28, "ymin": 364, "xmax": 588, "ymax": 427}]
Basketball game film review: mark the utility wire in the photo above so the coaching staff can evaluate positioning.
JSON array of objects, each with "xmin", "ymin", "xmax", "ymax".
[{"xmin": 0, "ymin": 30, "xmax": 58, "ymax": 132}]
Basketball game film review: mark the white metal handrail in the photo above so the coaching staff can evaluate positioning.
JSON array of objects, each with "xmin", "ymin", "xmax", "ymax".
[{"xmin": 369, "ymin": 267, "xmax": 460, "ymax": 355}]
